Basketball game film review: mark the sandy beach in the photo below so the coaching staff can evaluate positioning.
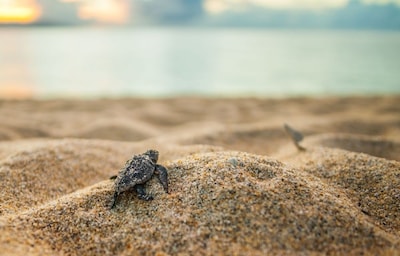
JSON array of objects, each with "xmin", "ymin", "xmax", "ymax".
[{"xmin": 0, "ymin": 96, "xmax": 399, "ymax": 255}]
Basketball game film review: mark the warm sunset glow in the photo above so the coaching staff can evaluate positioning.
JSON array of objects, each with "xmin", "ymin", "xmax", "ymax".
[
  {"xmin": 204, "ymin": 0, "xmax": 230, "ymax": 14},
  {"xmin": 77, "ymin": 0, "xmax": 130, "ymax": 24},
  {"xmin": 0, "ymin": 85, "xmax": 35, "ymax": 99},
  {"xmin": 0, "ymin": 0, "xmax": 41, "ymax": 24}
]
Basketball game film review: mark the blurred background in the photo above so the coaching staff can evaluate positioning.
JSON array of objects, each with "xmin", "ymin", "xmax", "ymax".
[{"xmin": 1, "ymin": 0, "xmax": 400, "ymax": 99}]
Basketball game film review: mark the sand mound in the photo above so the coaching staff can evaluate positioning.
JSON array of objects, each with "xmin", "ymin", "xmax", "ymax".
[
  {"xmin": 76, "ymin": 124, "xmax": 152, "ymax": 141},
  {"xmin": 0, "ymin": 96, "xmax": 399, "ymax": 255},
  {"xmin": 1, "ymin": 151, "xmax": 398, "ymax": 255},
  {"xmin": 0, "ymin": 125, "xmax": 49, "ymax": 141},
  {"xmin": 285, "ymin": 147, "xmax": 400, "ymax": 235},
  {"xmin": 183, "ymin": 124, "xmax": 287, "ymax": 156},
  {"xmin": 0, "ymin": 140, "xmax": 123, "ymax": 216},
  {"xmin": 304, "ymin": 133, "xmax": 400, "ymax": 161},
  {"xmin": 313, "ymin": 120, "xmax": 395, "ymax": 136},
  {"xmin": 0, "ymin": 139, "xmax": 221, "ymax": 216}
]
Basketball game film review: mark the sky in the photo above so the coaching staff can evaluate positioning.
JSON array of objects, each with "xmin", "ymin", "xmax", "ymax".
[
  {"xmin": 0, "ymin": 0, "xmax": 41, "ymax": 23},
  {"xmin": 0, "ymin": 0, "xmax": 400, "ymax": 25}
]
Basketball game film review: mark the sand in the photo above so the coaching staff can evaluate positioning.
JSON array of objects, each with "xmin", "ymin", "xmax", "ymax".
[{"xmin": 0, "ymin": 96, "xmax": 399, "ymax": 255}]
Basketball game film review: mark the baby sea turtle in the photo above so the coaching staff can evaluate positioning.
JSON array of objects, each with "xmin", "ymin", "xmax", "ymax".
[{"xmin": 110, "ymin": 149, "xmax": 169, "ymax": 209}]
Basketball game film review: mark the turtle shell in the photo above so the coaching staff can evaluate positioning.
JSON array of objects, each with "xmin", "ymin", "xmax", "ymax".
[{"xmin": 114, "ymin": 154, "xmax": 156, "ymax": 194}]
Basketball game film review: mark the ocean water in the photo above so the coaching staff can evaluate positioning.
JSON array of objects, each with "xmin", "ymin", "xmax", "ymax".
[{"xmin": 1, "ymin": 27, "xmax": 399, "ymax": 98}]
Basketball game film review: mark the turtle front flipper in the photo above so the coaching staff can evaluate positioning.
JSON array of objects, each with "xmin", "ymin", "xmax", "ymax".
[
  {"xmin": 155, "ymin": 164, "xmax": 169, "ymax": 193},
  {"xmin": 284, "ymin": 123, "xmax": 306, "ymax": 151},
  {"xmin": 135, "ymin": 184, "xmax": 153, "ymax": 201}
]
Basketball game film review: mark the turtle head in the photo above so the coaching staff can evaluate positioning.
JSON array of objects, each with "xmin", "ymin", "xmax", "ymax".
[{"xmin": 145, "ymin": 149, "xmax": 159, "ymax": 163}]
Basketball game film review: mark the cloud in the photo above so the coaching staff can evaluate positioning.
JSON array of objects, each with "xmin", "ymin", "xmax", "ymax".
[
  {"xmin": 204, "ymin": 0, "xmax": 349, "ymax": 13},
  {"xmin": 204, "ymin": 0, "xmax": 400, "ymax": 14},
  {"xmin": 362, "ymin": 0, "xmax": 400, "ymax": 4},
  {"xmin": 249, "ymin": 0, "xmax": 349, "ymax": 9},
  {"xmin": 36, "ymin": 0, "xmax": 81, "ymax": 24}
]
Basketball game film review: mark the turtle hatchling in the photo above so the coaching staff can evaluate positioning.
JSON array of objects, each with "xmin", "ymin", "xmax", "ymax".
[{"xmin": 110, "ymin": 149, "xmax": 169, "ymax": 209}]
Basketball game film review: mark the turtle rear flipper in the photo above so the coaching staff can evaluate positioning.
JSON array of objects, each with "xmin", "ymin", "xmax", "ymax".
[{"xmin": 135, "ymin": 184, "xmax": 153, "ymax": 201}]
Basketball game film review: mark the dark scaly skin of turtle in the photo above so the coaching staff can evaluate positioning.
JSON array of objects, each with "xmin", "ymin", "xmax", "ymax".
[
  {"xmin": 114, "ymin": 154, "xmax": 155, "ymax": 195},
  {"xmin": 110, "ymin": 150, "xmax": 168, "ymax": 209}
]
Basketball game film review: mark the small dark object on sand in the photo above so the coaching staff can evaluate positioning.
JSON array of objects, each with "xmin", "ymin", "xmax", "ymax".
[
  {"xmin": 110, "ymin": 149, "xmax": 169, "ymax": 209},
  {"xmin": 284, "ymin": 123, "xmax": 306, "ymax": 151}
]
